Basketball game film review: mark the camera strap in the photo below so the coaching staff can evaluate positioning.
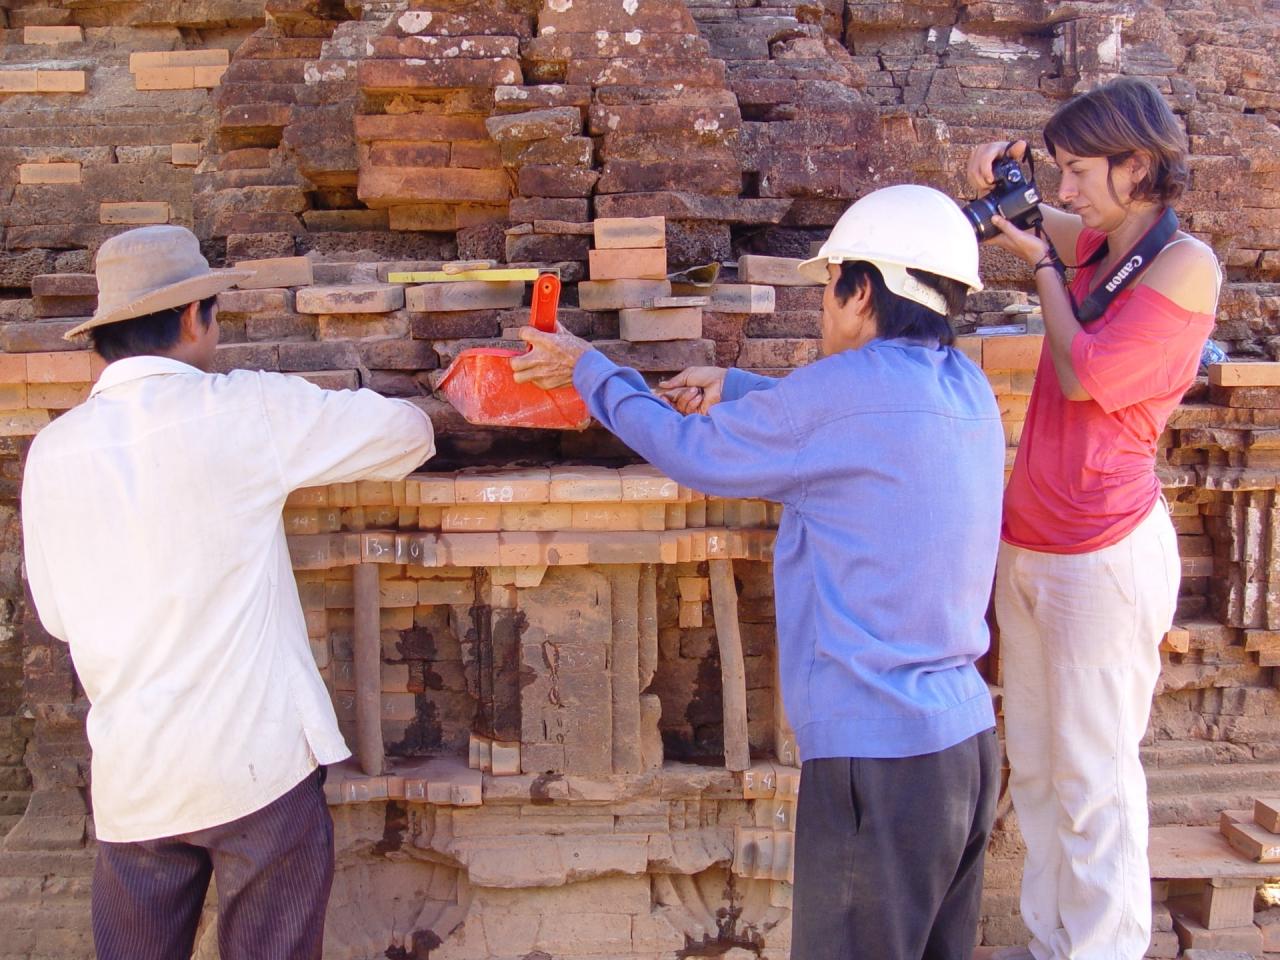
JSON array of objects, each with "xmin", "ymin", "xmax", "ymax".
[{"xmin": 1072, "ymin": 207, "xmax": 1180, "ymax": 323}]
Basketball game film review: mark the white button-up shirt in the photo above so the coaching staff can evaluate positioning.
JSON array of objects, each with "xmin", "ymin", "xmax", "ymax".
[{"xmin": 21, "ymin": 356, "xmax": 435, "ymax": 842}]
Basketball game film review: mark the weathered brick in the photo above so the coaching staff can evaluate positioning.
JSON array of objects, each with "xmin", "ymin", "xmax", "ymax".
[
  {"xmin": 99, "ymin": 201, "xmax": 169, "ymax": 225},
  {"xmin": 18, "ymin": 162, "xmax": 81, "ymax": 185},
  {"xmin": 358, "ymin": 58, "xmax": 522, "ymax": 92},
  {"xmin": 358, "ymin": 166, "xmax": 512, "ymax": 207},
  {"xmin": 295, "ymin": 285, "xmax": 404, "ymax": 315},
  {"xmin": 406, "ymin": 281, "xmax": 524, "ymax": 312}
]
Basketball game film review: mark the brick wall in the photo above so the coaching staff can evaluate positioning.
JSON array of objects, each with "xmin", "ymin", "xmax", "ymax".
[{"xmin": 3, "ymin": 1, "xmax": 1280, "ymax": 958}]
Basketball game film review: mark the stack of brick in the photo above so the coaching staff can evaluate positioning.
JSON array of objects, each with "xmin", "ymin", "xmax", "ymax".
[
  {"xmin": 522, "ymin": 0, "xmax": 747, "ymax": 268},
  {"xmin": 0, "ymin": 23, "xmax": 210, "ymax": 281},
  {"xmin": 353, "ymin": 7, "xmax": 528, "ymax": 239},
  {"xmin": 489, "ymin": 106, "xmax": 595, "ymax": 264}
]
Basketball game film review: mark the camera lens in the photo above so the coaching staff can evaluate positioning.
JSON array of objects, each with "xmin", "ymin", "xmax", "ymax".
[{"xmin": 962, "ymin": 197, "xmax": 1000, "ymax": 242}]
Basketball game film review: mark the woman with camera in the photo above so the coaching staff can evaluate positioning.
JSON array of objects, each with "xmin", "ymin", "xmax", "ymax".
[{"xmin": 967, "ymin": 77, "xmax": 1221, "ymax": 960}]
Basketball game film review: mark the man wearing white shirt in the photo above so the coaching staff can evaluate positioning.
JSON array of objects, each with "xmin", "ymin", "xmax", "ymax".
[{"xmin": 21, "ymin": 226, "xmax": 436, "ymax": 960}]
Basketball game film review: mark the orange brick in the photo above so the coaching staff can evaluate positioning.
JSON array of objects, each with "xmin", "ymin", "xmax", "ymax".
[
  {"xmin": 193, "ymin": 64, "xmax": 228, "ymax": 88},
  {"xmin": 134, "ymin": 66, "xmax": 195, "ymax": 90},
  {"xmin": 379, "ymin": 579, "xmax": 418, "ymax": 607},
  {"xmin": 499, "ymin": 503, "xmax": 572, "ymax": 531},
  {"xmin": 441, "ymin": 505, "xmax": 502, "ymax": 532},
  {"xmin": 0, "ymin": 384, "xmax": 28, "ymax": 411},
  {"xmin": 497, "ymin": 532, "xmax": 547, "ymax": 566},
  {"xmin": 171, "ymin": 143, "xmax": 202, "ymax": 166},
  {"xmin": 954, "ymin": 335, "xmax": 982, "ymax": 366},
  {"xmin": 129, "ymin": 49, "xmax": 230, "ymax": 72},
  {"xmin": 417, "ymin": 579, "xmax": 473, "ymax": 605},
  {"xmin": 26, "ymin": 352, "xmax": 92, "ymax": 384},
  {"xmin": 1209, "ymin": 362, "xmax": 1280, "ymax": 387},
  {"xmin": 549, "ymin": 465, "xmax": 623, "ymax": 502},
  {"xmin": 36, "ymin": 70, "xmax": 86, "ymax": 93},
  {"xmin": 540, "ymin": 533, "xmax": 590, "ymax": 565},
  {"xmin": 619, "ymin": 306, "xmax": 702, "ymax": 342},
  {"xmin": 407, "ymin": 473, "xmax": 456, "ymax": 505},
  {"xmin": 18, "ymin": 162, "xmax": 81, "ymax": 184},
  {"xmin": 100, "ymin": 201, "xmax": 170, "ymax": 225},
  {"xmin": 593, "ymin": 216, "xmax": 666, "ymax": 250},
  {"xmin": 981, "ymin": 334, "xmax": 1043, "ymax": 371},
  {"xmin": 436, "ymin": 533, "xmax": 500, "ymax": 566},
  {"xmin": 455, "ymin": 468, "xmax": 550, "ymax": 504},
  {"xmin": 0, "ymin": 72, "xmax": 39, "ymax": 93},
  {"xmin": 618, "ymin": 464, "xmax": 680, "ymax": 501},
  {"xmin": 588, "ymin": 247, "xmax": 667, "ymax": 281},
  {"xmin": 0, "ymin": 410, "xmax": 51, "ymax": 436},
  {"xmin": 571, "ymin": 503, "xmax": 644, "ymax": 530},
  {"xmin": 27, "ymin": 382, "xmax": 89, "ymax": 409},
  {"xmin": 23, "ymin": 26, "xmax": 83, "ymax": 44},
  {"xmin": 0, "ymin": 354, "xmax": 27, "ymax": 382},
  {"xmin": 998, "ymin": 395, "xmax": 1030, "ymax": 420}
]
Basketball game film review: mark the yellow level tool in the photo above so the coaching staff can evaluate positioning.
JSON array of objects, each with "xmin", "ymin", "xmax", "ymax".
[{"xmin": 386, "ymin": 268, "xmax": 542, "ymax": 283}]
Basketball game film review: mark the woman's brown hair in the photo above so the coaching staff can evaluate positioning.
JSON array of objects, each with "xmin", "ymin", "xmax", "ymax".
[{"xmin": 1043, "ymin": 77, "xmax": 1189, "ymax": 206}]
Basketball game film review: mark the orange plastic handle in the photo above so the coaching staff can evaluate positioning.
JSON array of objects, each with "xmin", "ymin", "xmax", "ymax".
[{"xmin": 530, "ymin": 273, "xmax": 561, "ymax": 333}]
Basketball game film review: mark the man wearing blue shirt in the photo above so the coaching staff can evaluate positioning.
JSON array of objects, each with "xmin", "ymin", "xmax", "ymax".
[{"xmin": 513, "ymin": 184, "xmax": 1004, "ymax": 960}]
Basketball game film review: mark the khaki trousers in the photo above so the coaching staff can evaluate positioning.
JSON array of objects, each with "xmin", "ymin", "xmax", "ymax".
[{"xmin": 995, "ymin": 502, "xmax": 1179, "ymax": 960}]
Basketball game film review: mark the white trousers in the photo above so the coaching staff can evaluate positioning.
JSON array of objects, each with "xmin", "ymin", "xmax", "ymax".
[{"xmin": 995, "ymin": 501, "xmax": 1179, "ymax": 960}]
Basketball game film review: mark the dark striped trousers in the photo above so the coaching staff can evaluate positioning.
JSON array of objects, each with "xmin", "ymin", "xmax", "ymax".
[{"xmin": 91, "ymin": 769, "xmax": 334, "ymax": 960}]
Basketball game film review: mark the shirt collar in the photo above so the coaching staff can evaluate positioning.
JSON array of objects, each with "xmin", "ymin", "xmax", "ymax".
[{"xmin": 90, "ymin": 356, "xmax": 206, "ymax": 397}]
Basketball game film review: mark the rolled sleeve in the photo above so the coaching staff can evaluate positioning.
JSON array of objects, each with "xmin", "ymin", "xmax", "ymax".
[
  {"xmin": 257, "ymin": 372, "xmax": 436, "ymax": 490},
  {"xmin": 1069, "ymin": 287, "xmax": 1210, "ymax": 414}
]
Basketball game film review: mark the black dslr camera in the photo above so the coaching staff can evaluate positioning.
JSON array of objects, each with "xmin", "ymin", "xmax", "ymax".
[{"xmin": 963, "ymin": 152, "xmax": 1043, "ymax": 242}]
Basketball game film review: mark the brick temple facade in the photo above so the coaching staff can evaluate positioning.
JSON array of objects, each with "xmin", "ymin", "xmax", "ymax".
[{"xmin": 2, "ymin": 1, "xmax": 1280, "ymax": 958}]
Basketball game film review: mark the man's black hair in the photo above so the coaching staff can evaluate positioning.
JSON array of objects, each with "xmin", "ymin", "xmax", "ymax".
[
  {"xmin": 833, "ymin": 262, "xmax": 964, "ymax": 347},
  {"xmin": 90, "ymin": 296, "xmax": 217, "ymax": 363}
]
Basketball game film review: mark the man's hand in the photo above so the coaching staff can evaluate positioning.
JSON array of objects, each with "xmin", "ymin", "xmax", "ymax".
[
  {"xmin": 655, "ymin": 366, "xmax": 728, "ymax": 415},
  {"xmin": 510, "ymin": 324, "xmax": 592, "ymax": 389}
]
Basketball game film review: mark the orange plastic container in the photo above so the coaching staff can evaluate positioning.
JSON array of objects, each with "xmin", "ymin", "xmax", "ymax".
[{"xmin": 436, "ymin": 273, "xmax": 591, "ymax": 431}]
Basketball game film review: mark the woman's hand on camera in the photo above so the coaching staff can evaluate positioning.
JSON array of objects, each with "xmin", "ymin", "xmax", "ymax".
[
  {"xmin": 990, "ymin": 215, "xmax": 1050, "ymax": 267},
  {"xmin": 965, "ymin": 139, "xmax": 1029, "ymax": 194}
]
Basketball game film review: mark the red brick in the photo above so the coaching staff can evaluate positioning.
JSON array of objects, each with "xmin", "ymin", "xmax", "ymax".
[
  {"xmin": 366, "ymin": 35, "xmax": 519, "ymax": 59},
  {"xmin": 358, "ymin": 58, "xmax": 521, "ymax": 92},
  {"xmin": 367, "ymin": 142, "xmax": 450, "ymax": 168},
  {"xmin": 354, "ymin": 113, "xmax": 488, "ymax": 142},
  {"xmin": 516, "ymin": 165, "xmax": 598, "ymax": 198}
]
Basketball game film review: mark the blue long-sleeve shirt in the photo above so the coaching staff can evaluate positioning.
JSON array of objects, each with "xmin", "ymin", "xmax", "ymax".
[{"xmin": 573, "ymin": 338, "xmax": 1004, "ymax": 760}]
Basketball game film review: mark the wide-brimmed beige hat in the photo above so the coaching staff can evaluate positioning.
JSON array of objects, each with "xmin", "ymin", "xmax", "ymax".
[{"xmin": 65, "ymin": 225, "xmax": 251, "ymax": 339}]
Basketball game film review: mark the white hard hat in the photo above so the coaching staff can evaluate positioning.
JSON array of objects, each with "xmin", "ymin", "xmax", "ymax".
[{"xmin": 797, "ymin": 184, "xmax": 983, "ymax": 315}]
